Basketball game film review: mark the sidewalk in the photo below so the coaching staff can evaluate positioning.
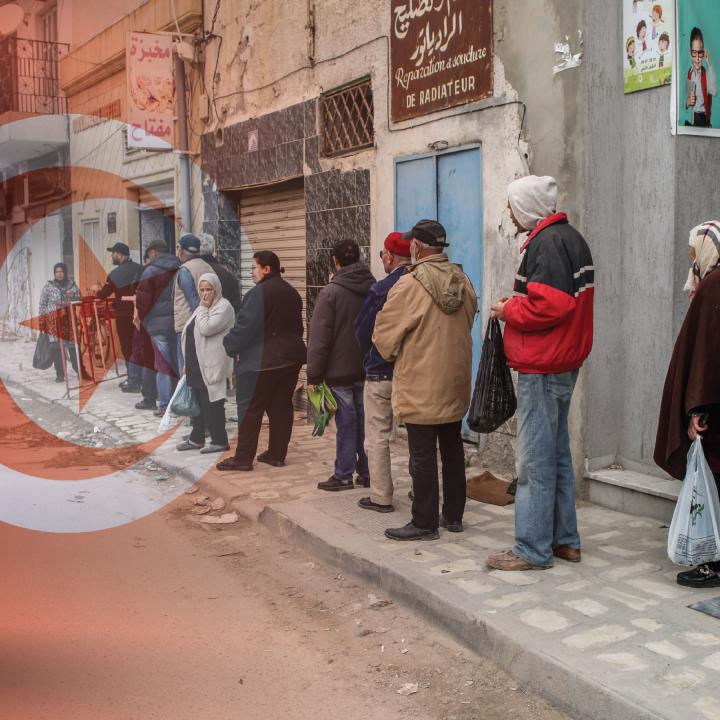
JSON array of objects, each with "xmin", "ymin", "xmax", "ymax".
[{"xmin": 4, "ymin": 338, "xmax": 720, "ymax": 720}]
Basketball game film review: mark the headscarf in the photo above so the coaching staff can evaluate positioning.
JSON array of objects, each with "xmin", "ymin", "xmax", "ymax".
[
  {"xmin": 196, "ymin": 272, "xmax": 223, "ymax": 308},
  {"xmin": 684, "ymin": 221, "xmax": 720, "ymax": 294},
  {"xmin": 52, "ymin": 262, "xmax": 69, "ymax": 288},
  {"xmin": 507, "ymin": 175, "xmax": 558, "ymax": 231}
]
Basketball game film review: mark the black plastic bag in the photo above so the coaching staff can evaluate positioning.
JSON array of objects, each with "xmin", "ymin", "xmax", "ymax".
[
  {"xmin": 467, "ymin": 317, "xmax": 517, "ymax": 433},
  {"xmin": 32, "ymin": 333, "xmax": 53, "ymax": 370}
]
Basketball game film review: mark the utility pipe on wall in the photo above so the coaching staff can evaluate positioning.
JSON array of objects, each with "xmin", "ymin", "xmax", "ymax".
[{"xmin": 174, "ymin": 50, "xmax": 192, "ymax": 234}]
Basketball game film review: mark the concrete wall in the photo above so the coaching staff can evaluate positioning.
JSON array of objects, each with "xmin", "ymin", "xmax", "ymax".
[
  {"xmin": 584, "ymin": 0, "xmax": 720, "ymax": 476},
  {"xmin": 203, "ymin": 0, "xmax": 588, "ymax": 472}
]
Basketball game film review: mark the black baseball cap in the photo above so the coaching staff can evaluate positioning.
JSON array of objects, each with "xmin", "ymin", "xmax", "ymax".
[
  {"xmin": 403, "ymin": 219, "xmax": 449, "ymax": 247},
  {"xmin": 178, "ymin": 233, "xmax": 201, "ymax": 255},
  {"xmin": 107, "ymin": 242, "xmax": 130, "ymax": 255}
]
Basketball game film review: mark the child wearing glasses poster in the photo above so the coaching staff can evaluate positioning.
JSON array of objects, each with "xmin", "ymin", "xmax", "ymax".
[
  {"xmin": 676, "ymin": 0, "xmax": 719, "ymax": 135},
  {"xmin": 624, "ymin": 1, "xmax": 674, "ymax": 93}
]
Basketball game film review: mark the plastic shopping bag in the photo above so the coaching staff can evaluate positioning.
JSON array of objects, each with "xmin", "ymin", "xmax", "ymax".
[
  {"xmin": 158, "ymin": 376, "xmax": 196, "ymax": 433},
  {"xmin": 307, "ymin": 383, "xmax": 338, "ymax": 437},
  {"xmin": 32, "ymin": 333, "xmax": 53, "ymax": 370},
  {"xmin": 467, "ymin": 317, "xmax": 517, "ymax": 433},
  {"xmin": 667, "ymin": 438, "xmax": 720, "ymax": 566}
]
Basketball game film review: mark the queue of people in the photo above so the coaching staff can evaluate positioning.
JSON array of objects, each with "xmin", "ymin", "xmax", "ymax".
[{"xmin": 37, "ymin": 174, "xmax": 720, "ymax": 589}]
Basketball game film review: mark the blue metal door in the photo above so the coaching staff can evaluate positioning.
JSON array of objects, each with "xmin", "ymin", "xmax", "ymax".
[{"xmin": 395, "ymin": 147, "xmax": 483, "ymax": 439}]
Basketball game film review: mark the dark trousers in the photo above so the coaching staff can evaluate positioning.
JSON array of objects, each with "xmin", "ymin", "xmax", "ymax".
[
  {"xmin": 116, "ymin": 315, "xmax": 134, "ymax": 361},
  {"xmin": 130, "ymin": 325, "xmax": 157, "ymax": 401},
  {"xmin": 51, "ymin": 342, "xmax": 78, "ymax": 379},
  {"xmin": 190, "ymin": 386, "xmax": 228, "ymax": 447},
  {"xmin": 233, "ymin": 364, "xmax": 301, "ymax": 464},
  {"xmin": 406, "ymin": 421, "xmax": 466, "ymax": 531}
]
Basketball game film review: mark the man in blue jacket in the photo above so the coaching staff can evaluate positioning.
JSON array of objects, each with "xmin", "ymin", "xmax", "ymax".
[{"xmin": 354, "ymin": 232, "xmax": 411, "ymax": 512}]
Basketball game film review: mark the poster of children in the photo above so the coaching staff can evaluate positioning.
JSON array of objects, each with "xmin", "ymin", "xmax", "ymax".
[
  {"xmin": 675, "ymin": 0, "xmax": 719, "ymax": 135},
  {"xmin": 624, "ymin": 1, "xmax": 674, "ymax": 93}
]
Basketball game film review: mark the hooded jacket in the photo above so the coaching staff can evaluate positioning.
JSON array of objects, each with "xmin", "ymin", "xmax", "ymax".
[
  {"xmin": 136, "ymin": 253, "xmax": 181, "ymax": 336},
  {"xmin": 373, "ymin": 254, "xmax": 477, "ymax": 424},
  {"xmin": 307, "ymin": 261, "xmax": 375, "ymax": 386}
]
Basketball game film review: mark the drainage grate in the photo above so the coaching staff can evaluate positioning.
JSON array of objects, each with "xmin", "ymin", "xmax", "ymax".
[{"xmin": 321, "ymin": 78, "xmax": 374, "ymax": 157}]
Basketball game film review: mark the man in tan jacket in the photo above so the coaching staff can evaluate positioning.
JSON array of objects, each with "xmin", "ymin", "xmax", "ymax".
[{"xmin": 374, "ymin": 220, "xmax": 477, "ymax": 541}]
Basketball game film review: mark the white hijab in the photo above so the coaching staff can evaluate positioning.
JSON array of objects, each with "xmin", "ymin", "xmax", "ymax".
[
  {"xmin": 684, "ymin": 221, "xmax": 720, "ymax": 294},
  {"xmin": 507, "ymin": 175, "xmax": 558, "ymax": 231}
]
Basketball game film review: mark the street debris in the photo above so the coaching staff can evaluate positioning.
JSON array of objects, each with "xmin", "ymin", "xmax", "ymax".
[
  {"xmin": 397, "ymin": 683, "xmax": 419, "ymax": 696},
  {"xmin": 368, "ymin": 593, "xmax": 393, "ymax": 609},
  {"xmin": 199, "ymin": 512, "xmax": 239, "ymax": 525},
  {"xmin": 194, "ymin": 496, "xmax": 210, "ymax": 505},
  {"xmin": 190, "ymin": 505, "xmax": 212, "ymax": 516},
  {"xmin": 185, "ymin": 486, "xmax": 199, "ymax": 494},
  {"xmin": 211, "ymin": 497, "xmax": 226, "ymax": 511}
]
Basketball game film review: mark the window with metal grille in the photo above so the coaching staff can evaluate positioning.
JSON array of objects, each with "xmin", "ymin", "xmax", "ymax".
[{"xmin": 321, "ymin": 78, "xmax": 374, "ymax": 157}]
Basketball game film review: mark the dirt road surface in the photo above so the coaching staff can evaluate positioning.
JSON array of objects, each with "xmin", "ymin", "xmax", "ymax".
[{"xmin": 0, "ymin": 496, "xmax": 568, "ymax": 720}]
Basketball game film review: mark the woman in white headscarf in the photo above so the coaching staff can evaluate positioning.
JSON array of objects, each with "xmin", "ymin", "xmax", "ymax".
[
  {"xmin": 176, "ymin": 272, "xmax": 235, "ymax": 453},
  {"xmin": 655, "ymin": 221, "xmax": 720, "ymax": 589}
]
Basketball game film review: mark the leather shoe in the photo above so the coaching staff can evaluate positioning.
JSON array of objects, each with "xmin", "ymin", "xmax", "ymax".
[
  {"xmin": 358, "ymin": 496, "xmax": 394, "ymax": 513},
  {"xmin": 257, "ymin": 451, "xmax": 285, "ymax": 467},
  {"xmin": 677, "ymin": 563, "xmax": 720, "ymax": 588},
  {"xmin": 384, "ymin": 522, "xmax": 439, "ymax": 541},
  {"xmin": 486, "ymin": 550, "xmax": 551, "ymax": 571},
  {"xmin": 355, "ymin": 475, "xmax": 370, "ymax": 488},
  {"xmin": 553, "ymin": 545, "xmax": 581, "ymax": 563},
  {"xmin": 317, "ymin": 475, "xmax": 354, "ymax": 492},
  {"xmin": 135, "ymin": 399, "xmax": 156, "ymax": 410},
  {"xmin": 120, "ymin": 383, "xmax": 141, "ymax": 394},
  {"xmin": 216, "ymin": 458, "xmax": 253, "ymax": 472},
  {"xmin": 440, "ymin": 515, "xmax": 463, "ymax": 533}
]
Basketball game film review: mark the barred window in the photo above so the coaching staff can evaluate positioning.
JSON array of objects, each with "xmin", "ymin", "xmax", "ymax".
[{"xmin": 321, "ymin": 78, "xmax": 374, "ymax": 157}]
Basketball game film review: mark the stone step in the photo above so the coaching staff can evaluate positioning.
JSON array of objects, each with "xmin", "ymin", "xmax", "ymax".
[{"xmin": 585, "ymin": 468, "xmax": 679, "ymax": 524}]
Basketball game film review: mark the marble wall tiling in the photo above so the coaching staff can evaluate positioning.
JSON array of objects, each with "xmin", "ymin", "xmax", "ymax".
[{"xmin": 201, "ymin": 98, "xmax": 371, "ymax": 319}]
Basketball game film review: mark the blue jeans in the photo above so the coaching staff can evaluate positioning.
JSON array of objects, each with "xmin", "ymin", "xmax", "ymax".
[
  {"xmin": 149, "ymin": 331, "xmax": 178, "ymax": 409},
  {"xmin": 513, "ymin": 370, "xmax": 580, "ymax": 567},
  {"xmin": 331, "ymin": 382, "xmax": 369, "ymax": 481}
]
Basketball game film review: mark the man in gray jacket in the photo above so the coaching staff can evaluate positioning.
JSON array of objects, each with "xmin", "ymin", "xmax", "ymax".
[{"xmin": 307, "ymin": 239, "xmax": 375, "ymax": 491}]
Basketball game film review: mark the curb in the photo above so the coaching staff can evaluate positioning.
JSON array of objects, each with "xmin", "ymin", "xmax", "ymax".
[{"xmin": 256, "ymin": 500, "xmax": 663, "ymax": 720}]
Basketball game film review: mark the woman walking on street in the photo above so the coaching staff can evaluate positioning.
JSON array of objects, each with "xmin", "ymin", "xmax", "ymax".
[
  {"xmin": 176, "ymin": 273, "xmax": 235, "ymax": 454},
  {"xmin": 655, "ymin": 220, "xmax": 720, "ymax": 588},
  {"xmin": 38, "ymin": 262, "xmax": 88, "ymax": 383}
]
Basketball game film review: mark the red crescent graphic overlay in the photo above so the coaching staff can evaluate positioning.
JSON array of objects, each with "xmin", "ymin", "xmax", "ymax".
[{"xmin": 1, "ymin": 166, "xmax": 182, "ymax": 479}]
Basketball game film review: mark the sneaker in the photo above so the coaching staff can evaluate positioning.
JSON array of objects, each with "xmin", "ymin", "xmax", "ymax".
[
  {"xmin": 177, "ymin": 439, "xmax": 203, "ymax": 451},
  {"xmin": 257, "ymin": 451, "xmax": 285, "ymax": 467},
  {"xmin": 677, "ymin": 563, "xmax": 720, "ymax": 588},
  {"xmin": 120, "ymin": 383, "xmax": 142, "ymax": 394},
  {"xmin": 200, "ymin": 443, "xmax": 230, "ymax": 454},
  {"xmin": 153, "ymin": 407, "xmax": 166, "ymax": 417},
  {"xmin": 384, "ymin": 522, "xmax": 439, "ymax": 541},
  {"xmin": 355, "ymin": 475, "xmax": 370, "ymax": 488},
  {"xmin": 317, "ymin": 475, "xmax": 354, "ymax": 492},
  {"xmin": 135, "ymin": 399, "xmax": 156, "ymax": 411},
  {"xmin": 358, "ymin": 496, "xmax": 394, "ymax": 513},
  {"xmin": 440, "ymin": 515, "xmax": 463, "ymax": 533}
]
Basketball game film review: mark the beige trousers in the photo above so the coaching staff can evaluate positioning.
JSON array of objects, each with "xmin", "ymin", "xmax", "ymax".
[{"xmin": 363, "ymin": 380, "xmax": 395, "ymax": 505}]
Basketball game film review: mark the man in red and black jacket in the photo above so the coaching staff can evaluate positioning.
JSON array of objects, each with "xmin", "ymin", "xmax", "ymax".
[{"xmin": 486, "ymin": 175, "xmax": 594, "ymax": 572}]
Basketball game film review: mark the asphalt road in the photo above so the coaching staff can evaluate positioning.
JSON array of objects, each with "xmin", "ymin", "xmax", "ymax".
[{"xmin": 0, "ymin": 497, "xmax": 566, "ymax": 720}]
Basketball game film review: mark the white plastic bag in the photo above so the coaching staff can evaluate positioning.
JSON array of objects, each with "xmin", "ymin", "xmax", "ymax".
[
  {"xmin": 667, "ymin": 438, "xmax": 720, "ymax": 566},
  {"xmin": 157, "ymin": 375, "xmax": 187, "ymax": 433}
]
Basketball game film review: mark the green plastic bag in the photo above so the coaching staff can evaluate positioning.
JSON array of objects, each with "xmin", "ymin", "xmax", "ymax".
[{"xmin": 307, "ymin": 383, "xmax": 338, "ymax": 437}]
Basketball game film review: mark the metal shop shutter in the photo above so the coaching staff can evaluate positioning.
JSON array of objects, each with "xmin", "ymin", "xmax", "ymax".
[{"xmin": 239, "ymin": 181, "xmax": 308, "ymax": 405}]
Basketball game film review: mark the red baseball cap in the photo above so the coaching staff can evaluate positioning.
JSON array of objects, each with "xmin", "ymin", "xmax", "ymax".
[{"xmin": 383, "ymin": 231, "xmax": 411, "ymax": 258}]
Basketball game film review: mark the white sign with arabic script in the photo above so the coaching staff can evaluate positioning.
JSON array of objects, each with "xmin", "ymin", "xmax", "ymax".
[{"xmin": 126, "ymin": 32, "xmax": 175, "ymax": 151}]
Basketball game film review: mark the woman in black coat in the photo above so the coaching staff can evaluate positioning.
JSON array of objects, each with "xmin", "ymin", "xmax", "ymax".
[{"xmin": 217, "ymin": 251, "xmax": 306, "ymax": 472}]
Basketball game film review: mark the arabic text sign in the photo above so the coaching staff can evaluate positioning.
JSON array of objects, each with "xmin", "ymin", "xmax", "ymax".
[
  {"xmin": 391, "ymin": 0, "xmax": 493, "ymax": 122},
  {"xmin": 126, "ymin": 32, "xmax": 175, "ymax": 150}
]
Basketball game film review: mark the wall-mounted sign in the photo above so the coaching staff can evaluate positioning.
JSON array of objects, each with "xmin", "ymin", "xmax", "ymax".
[
  {"xmin": 390, "ymin": 0, "xmax": 493, "ymax": 122},
  {"xmin": 126, "ymin": 32, "xmax": 175, "ymax": 150},
  {"xmin": 107, "ymin": 212, "xmax": 117, "ymax": 234},
  {"xmin": 72, "ymin": 100, "xmax": 122, "ymax": 134},
  {"xmin": 674, "ymin": 0, "xmax": 720, "ymax": 137},
  {"xmin": 623, "ymin": 0, "xmax": 674, "ymax": 94}
]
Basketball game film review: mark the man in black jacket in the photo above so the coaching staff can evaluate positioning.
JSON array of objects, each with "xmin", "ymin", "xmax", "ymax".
[
  {"xmin": 135, "ymin": 240, "xmax": 181, "ymax": 415},
  {"xmin": 217, "ymin": 250, "xmax": 306, "ymax": 472},
  {"xmin": 307, "ymin": 239, "xmax": 375, "ymax": 491},
  {"xmin": 93, "ymin": 242, "xmax": 143, "ymax": 391}
]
